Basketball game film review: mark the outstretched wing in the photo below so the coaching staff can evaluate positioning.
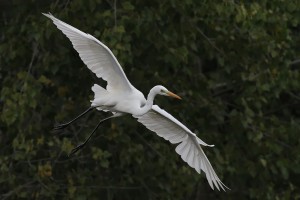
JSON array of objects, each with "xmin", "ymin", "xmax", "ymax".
[
  {"xmin": 43, "ymin": 13, "xmax": 133, "ymax": 92},
  {"xmin": 134, "ymin": 105, "xmax": 228, "ymax": 191}
]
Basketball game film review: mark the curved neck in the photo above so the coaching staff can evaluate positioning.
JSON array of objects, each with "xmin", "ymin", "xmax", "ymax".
[
  {"xmin": 146, "ymin": 87, "xmax": 157, "ymax": 106},
  {"xmin": 135, "ymin": 87, "xmax": 158, "ymax": 116}
]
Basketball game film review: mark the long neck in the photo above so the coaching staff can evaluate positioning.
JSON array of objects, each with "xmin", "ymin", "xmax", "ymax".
[
  {"xmin": 135, "ymin": 87, "xmax": 158, "ymax": 116},
  {"xmin": 146, "ymin": 87, "xmax": 157, "ymax": 106}
]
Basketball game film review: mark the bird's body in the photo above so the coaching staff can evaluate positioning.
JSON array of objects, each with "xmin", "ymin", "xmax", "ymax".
[
  {"xmin": 44, "ymin": 13, "xmax": 228, "ymax": 191},
  {"xmin": 91, "ymin": 83, "xmax": 147, "ymax": 115}
]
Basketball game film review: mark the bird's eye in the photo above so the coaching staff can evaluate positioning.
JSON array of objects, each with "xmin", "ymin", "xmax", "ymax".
[{"xmin": 161, "ymin": 89, "xmax": 164, "ymax": 92}]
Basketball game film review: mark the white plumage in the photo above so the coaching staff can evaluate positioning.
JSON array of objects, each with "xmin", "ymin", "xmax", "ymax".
[
  {"xmin": 134, "ymin": 105, "xmax": 227, "ymax": 191},
  {"xmin": 44, "ymin": 13, "xmax": 133, "ymax": 92},
  {"xmin": 44, "ymin": 13, "xmax": 228, "ymax": 191}
]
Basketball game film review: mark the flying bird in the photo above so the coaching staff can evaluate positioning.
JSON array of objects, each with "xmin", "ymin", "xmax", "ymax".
[{"xmin": 43, "ymin": 13, "xmax": 228, "ymax": 191}]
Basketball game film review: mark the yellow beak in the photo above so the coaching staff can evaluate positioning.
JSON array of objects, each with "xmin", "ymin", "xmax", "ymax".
[{"xmin": 166, "ymin": 91, "xmax": 182, "ymax": 100}]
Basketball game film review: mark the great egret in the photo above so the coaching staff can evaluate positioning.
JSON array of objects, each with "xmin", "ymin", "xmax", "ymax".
[{"xmin": 43, "ymin": 13, "xmax": 227, "ymax": 191}]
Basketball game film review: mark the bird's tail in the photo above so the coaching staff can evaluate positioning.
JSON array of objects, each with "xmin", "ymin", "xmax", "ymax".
[{"xmin": 90, "ymin": 84, "xmax": 109, "ymax": 107}]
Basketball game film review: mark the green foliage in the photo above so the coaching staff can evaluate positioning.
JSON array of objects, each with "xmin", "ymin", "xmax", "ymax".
[{"xmin": 1, "ymin": 0, "xmax": 300, "ymax": 199}]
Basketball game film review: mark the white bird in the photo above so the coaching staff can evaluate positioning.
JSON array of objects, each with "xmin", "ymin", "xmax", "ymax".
[{"xmin": 43, "ymin": 13, "xmax": 228, "ymax": 191}]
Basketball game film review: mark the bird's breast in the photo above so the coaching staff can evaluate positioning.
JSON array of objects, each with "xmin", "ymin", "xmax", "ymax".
[{"xmin": 111, "ymin": 90, "xmax": 147, "ymax": 115}]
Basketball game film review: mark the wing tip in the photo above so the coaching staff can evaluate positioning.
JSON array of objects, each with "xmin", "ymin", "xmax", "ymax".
[
  {"xmin": 208, "ymin": 175, "xmax": 230, "ymax": 192},
  {"xmin": 42, "ymin": 12, "xmax": 52, "ymax": 18},
  {"xmin": 206, "ymin": 177, "xmax": 230, "ymax": 192}
]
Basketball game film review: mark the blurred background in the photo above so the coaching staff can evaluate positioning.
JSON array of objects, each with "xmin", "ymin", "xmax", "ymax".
[{"xmin": 1, "ymin": 0, "xmax": 300, "ymax": 199}]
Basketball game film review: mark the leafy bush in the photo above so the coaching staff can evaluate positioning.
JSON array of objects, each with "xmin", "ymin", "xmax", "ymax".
[{"xmin": 1, "ymin": 0, "xmax": 300, "ymax": 199}]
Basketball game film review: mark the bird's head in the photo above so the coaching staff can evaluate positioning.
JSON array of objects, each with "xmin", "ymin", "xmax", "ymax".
[{"xmin": 154, "ymin": 85, "xmax": 182, "ymax": 100}]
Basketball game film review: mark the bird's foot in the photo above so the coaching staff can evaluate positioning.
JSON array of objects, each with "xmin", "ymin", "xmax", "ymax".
[
  {"xmin": 68, "ymin": 143, "xmax": 85, "ymax": 157},
  {"xmin": 52, "ymin": 123, "xmax": 70, "ymax": 135},
  {"xmin": 53, "ymin": 123, "xmax": 69, "ymax": 131}
]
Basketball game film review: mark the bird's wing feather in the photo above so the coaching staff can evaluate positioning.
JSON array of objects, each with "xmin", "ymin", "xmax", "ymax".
[
  {"xmin": 134, "ymin": 105, "xmax": 228, "ymax": 191},
  {"xmin": 43, "ymin": 13, "xmax": 133, "ymax": 92}
]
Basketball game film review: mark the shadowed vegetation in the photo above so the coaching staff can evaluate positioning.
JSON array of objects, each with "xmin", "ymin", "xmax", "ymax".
[{"xmin": 1, "ymin": 0, "xmax": 300, "ymax": 199}]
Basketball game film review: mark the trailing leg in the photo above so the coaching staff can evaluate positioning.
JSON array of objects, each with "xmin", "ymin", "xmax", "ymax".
[
  {"xmin": 68, "ymin": 113, "xmax": 123, "ymax": 156},
  {"xmin": 54, "ymin": 107, "xmax": 94, "ymax": 130}
]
